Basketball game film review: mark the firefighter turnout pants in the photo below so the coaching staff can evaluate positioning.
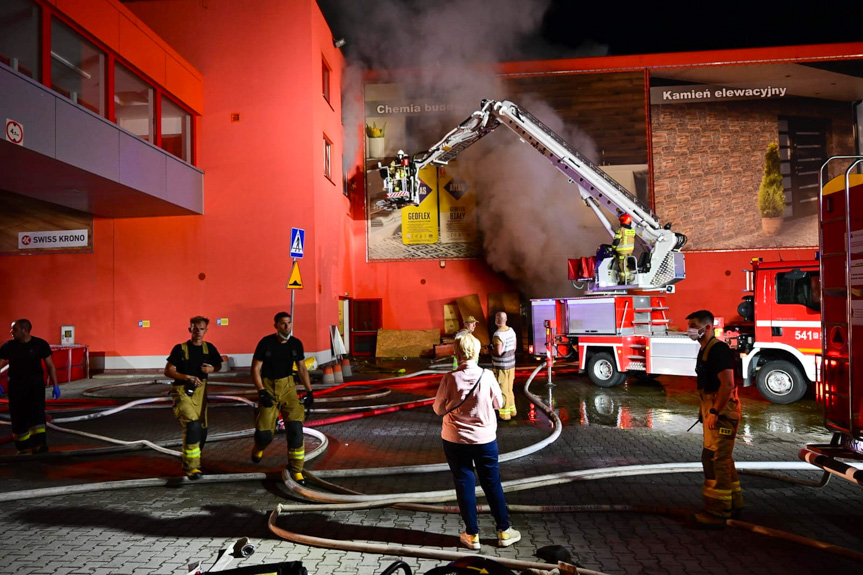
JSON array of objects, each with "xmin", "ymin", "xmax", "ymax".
[
  {"xmin": 171, "ymin": 383, "xmax": 209, "ymax": 473},
  {"xmin": 8, "ymin": 379, "xmax": 48, "ymax": 454},
  {"xmin": 699, "ymin": 392, "xmax": 743, "ymax": 518},
  {"xmin": 254, "ymin": 376, "xmax": 306, "ymax": 476},
  {"xmin": 494, "ymin": 367, "xmax": 516, "ymax": 420}
]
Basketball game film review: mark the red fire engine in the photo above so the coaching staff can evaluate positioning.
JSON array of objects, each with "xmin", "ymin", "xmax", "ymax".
[
  {"xmin": 800, "ymin": 161, "xmax": 863, "ymax": 486},
  {"xmin": 731, "ymin": 258, "xmax": 821, "ymax": 404}
]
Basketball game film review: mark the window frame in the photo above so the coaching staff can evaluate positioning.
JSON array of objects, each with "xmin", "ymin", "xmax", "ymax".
[
  {"xmin": 26, "ymin": 1, "xmax": 199, "ymax": 165},
  {"xmin": 323, "ymin": 134, "xmax": 333, "ymax": 182},
  {"xmin": 322, "ymin": 55, "xmax": 331, "ymax": 104}
]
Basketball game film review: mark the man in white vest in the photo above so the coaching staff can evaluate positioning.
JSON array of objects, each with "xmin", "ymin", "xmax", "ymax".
[{"xmin": 491, "ymin": 311, "xmax": 517, "ymax": 420}]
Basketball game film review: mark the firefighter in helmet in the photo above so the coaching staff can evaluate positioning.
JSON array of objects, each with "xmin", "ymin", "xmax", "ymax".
[{"xmin": 613, "ymin": 214, "xmax": 636, "ymax": 284}]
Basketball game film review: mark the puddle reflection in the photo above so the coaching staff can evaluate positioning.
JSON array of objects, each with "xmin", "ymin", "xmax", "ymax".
[{"xmin": 524, "ymin": 372, "xmax": 830, "ymax": 441}]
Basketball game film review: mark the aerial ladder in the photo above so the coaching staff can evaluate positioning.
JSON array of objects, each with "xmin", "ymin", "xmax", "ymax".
[{"xmin": 378, "ymin": 99, "xmax": 688, "ymax": 293}]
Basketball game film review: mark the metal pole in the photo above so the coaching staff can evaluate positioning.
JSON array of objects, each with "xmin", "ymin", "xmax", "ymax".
[{"xmin": 290, "ymin": 257, "xmax": 296, "ymax": 320}]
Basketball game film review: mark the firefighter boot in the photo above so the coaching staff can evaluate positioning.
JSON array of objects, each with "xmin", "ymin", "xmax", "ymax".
[
  {"xmin": 183, "ymin": 420, "xmax": 204, "ymax": 479},
  {"xmin": 731, "ymin": 479, "xmax": 744, "ymax": 519},
  {"xmin": 287, "ymin": 422, "xmax": 306, "ymax": 485},
  {"xmin": 13, "ymin": 431, "xmax": 31, "ymax": 455},
  {"xmin": 30, "ymin": 427, "xmax": 48, "ymax": 454},
  {"xmin": 693, "ymin": 479, "xmax": 730, "ymax": 529}
]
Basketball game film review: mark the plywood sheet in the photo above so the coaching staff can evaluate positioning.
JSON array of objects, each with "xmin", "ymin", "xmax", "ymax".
[
  {"xmin": 443, "ymin": 303, "xmax": 460, "ymax": 335},
  {"xmin": 455, "ymin": 294, "xmax": 490, "ymax": 345},
  {"xmin": 375, "ymin": 329, "xmax": 440, "ymax": 358}
]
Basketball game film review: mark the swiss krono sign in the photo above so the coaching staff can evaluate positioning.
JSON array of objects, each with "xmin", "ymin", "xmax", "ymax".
[{"xmin": 18, "ymin": 230, "xmax": 89, "ymax": 249}]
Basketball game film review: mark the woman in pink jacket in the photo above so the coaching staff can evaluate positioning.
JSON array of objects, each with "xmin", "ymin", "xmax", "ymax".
[{"xmin": 433, "ymin": 334, "xmax": 521, "ymax": 550}]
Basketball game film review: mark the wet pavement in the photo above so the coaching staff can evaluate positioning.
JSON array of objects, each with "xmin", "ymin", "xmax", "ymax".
[{"xmin": 1, "ymin": 360, "xmax": 862, "ymax": 575}]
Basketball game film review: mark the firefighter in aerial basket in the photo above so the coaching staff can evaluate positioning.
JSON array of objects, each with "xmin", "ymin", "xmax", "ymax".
[{"xmin": 612, "ymin": 214, "xmax": 635, "ymax": 284}]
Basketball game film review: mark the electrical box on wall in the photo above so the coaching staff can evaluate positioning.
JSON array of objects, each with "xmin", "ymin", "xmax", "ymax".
[{"xmin": 61, "ymin": 325, "xmax": 75, "ymax": 345}]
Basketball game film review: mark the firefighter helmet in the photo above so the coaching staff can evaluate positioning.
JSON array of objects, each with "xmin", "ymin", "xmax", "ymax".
[{"xmin": 619, "ymin": 214, "xmax": 632, "ymax": 226}]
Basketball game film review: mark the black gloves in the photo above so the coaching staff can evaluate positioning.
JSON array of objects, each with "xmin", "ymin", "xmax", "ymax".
[
  {"xmin": 184, "ymin": 381, "xmax": 197, "ymax": 397},
  {"xmin": 258, "ymin": 388, "xmax": 274, "ymax": 408},
  {"xmin": 302, "ymin": 391, "xmax": 314, "ymax": 409}
]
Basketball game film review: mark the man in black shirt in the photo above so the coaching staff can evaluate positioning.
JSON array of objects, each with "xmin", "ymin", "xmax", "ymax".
[
  {"xmin": 0, "ymin": 319, "xmax": 58, "ymax": 454},
  {"xmin": 250, "ymin": 311, "xmax": 313, "ymax": 484},
  {"xmin": 164, "ymin": 316, "xmax": 222, "ymax": 480},
  {"xmin": 686, "ymin": 309, "xmax": 743, "ymax": 528}
]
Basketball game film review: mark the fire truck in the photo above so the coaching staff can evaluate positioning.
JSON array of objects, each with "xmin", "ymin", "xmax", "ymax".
[
  {"xmin": 799, "ymin": 160, "xmax": 863, "ymax": 486},
  {"xmin": 731, "ymin": 258, "xmax": 821, "ymax": 404},
  {"xmin": 377, "ymin": 99, "xmax": 697, "ymax": 387}
]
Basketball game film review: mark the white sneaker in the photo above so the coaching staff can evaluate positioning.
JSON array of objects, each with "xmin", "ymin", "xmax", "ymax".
[
  {"xmin": 497, "ymin": 527, "xmax": 521, "ymax": 547},
  {"xmin": 459, "ymin": 532, "xmax": 480, "ymax": 550}
]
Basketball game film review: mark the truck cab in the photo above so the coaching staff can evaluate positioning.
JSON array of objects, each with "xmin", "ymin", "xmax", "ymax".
[{"xmin": 735, "ymin": 259, "xmax": 820, "ymax": 403}]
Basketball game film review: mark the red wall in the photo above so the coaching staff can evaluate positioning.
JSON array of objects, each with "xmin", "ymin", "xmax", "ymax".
[{"xmin": 0, "ymin": 0, "xmax": 349, "ymax": 366}]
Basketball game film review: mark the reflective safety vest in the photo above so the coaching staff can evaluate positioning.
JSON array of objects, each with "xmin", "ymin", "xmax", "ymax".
[{"xmin": 614, "ymin": 227, "xmax": 635, "ymax": 255}]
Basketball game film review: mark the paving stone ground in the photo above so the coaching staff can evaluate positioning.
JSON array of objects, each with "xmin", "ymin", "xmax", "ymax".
[{"xmin": 1, "ymin": 362, "xmax": 861, "ymax": 575}]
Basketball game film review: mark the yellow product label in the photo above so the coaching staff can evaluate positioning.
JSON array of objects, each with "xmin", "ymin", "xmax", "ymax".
[
  {"xmin": 401, "ymin": 165, "xmax": 439, "ymax": 244},
  {"xmin": 438, "ymin": 163, "xmax": 477, "ymax": 244}
]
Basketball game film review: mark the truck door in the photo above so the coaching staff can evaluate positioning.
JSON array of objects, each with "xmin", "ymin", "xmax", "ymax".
[{"xmin": 771, "ymin": 268, "xmax": 821, "ymax": 351}]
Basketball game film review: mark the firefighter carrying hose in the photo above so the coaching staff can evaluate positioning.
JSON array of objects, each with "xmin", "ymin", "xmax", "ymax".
[
  {"xmin": 164, "ymin": 316, "xmax": 222, "ymax": 480},
  {"xmin": 613, "ymin": 213, "xmax": 635, "ymax": 284}
]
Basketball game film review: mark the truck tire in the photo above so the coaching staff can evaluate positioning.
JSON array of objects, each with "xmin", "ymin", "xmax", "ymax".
[
  {"xmin": 587, "ymin": 352, "xmax": 627, "ymax": 388},
  {"xmin": 756, "ymin": 359, "xmax": 807, "ymax": 404}
]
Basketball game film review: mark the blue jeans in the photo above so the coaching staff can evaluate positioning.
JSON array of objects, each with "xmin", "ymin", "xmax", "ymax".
[{"xmin": 442, "ymin": 439, "xmax": 510, "ymax": 535}]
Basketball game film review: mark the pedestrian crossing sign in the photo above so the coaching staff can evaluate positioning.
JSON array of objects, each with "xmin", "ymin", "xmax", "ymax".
[
  {"xmin": 286, "ymin": 261, "xmax": 303, "ymax": 289},
  {"xmin": 290, "ymin": 228, "xmax": 305, "ymax": 258}
]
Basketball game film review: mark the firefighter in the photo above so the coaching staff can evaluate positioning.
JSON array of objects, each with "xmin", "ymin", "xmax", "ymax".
[
  {"xmin": 686, "ymin": 309, "xmax": 743, "ymax": 528},
  {"xmin": 250, "ymin": 312, "xmax": 313, "ymax": 485},
  {"xmin": 164, "ymin": 316, "xmax": 222, "ymax": 480},
  {"xmin": 491, "ymin": 312, "xmax": 517, "ymax": 421},
  {"xmin": 0, "ymin": 319, "xmax": 58, "ymax": 454},
  {"xmin": 613, "ymin": 214, "xmax": 635, "ymax": 284}
]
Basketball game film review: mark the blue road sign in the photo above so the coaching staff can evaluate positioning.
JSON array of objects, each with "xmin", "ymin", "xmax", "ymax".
[{"xmin": 290, "ymin": 228, "xmax": 305, "ymax": 258}]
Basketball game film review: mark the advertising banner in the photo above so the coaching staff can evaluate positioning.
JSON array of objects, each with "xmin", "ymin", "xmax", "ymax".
[
  {"xmin": 401, "ymin": 165, "xmax": 439, "ymax": 245},
  {"xmin": 438, "ymin": 163, "xmax": 477, "ymax": 245}
]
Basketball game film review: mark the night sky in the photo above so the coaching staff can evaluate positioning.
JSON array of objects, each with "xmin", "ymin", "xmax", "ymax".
[{"xmin": 318, "ymin": 0, "xmax": 863, "ymax": 63}]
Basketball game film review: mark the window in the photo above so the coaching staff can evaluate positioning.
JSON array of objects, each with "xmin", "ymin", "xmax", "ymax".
[
  {"xmin": 0, "ymin": 0, "xmax": 41, "ymax": 80},
  {"xmin": 776, "ymin": 270, "xmax": 820, "ymax": 311},
  {"xmin": 161, "ymin": 95, "xmax": 192, "ymax": 162},
  {"xmin": 323, "ymin": 135, "xmax": 332, "ymax": 181},
  {"xmin": 114, "ymin": 62, "xmax": 153, "ymax": 142},
  {"xmin": 322, "ymin": 57, "xmax": 331, "ymax": 103},
  {"xmin": 51, "ymin": 18, "xmax": 105, "ymax": 116}
]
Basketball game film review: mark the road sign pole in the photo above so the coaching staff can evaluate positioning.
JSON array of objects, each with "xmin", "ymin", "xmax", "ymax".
[{"xmin": 290, "ymin": 258, "xmax": 296, "ymax": 320}]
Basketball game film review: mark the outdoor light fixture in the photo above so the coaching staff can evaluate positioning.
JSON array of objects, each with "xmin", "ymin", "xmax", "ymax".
[{"xmin": 333, "ymin": 38, "xmax": 346, "ymax": 48}]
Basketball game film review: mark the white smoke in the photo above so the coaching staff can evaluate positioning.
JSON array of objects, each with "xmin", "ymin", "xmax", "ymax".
[{"xmin": 329, "ymin": 0, "xmax": 609, "ymax": 297}]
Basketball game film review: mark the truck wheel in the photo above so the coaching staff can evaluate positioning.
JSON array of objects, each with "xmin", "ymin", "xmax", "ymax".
[
  {"xmin": 587, "ymin": 352, "xmax": 627, "ymax": 388},
  {"xmin": 756, "ymin": 360, "xmax": 807, "ymax": 404}
]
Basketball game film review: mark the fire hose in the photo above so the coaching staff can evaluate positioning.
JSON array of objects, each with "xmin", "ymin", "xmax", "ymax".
[{"xmin": 2, "ymin": 364, "xmax": 862, "ymax": 572}]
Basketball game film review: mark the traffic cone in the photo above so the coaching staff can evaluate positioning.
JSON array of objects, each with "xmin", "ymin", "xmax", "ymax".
[
  {"xmin": 322, "ymin": 365, "xmax": 334, "ymax": 385},
  {"xmin": 333, "ymin": 361, "xmax": 344, "ymax": 383},
  {"xmin": 341, "ymin": 358, "xmax": 352, "ymax": 378}
]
